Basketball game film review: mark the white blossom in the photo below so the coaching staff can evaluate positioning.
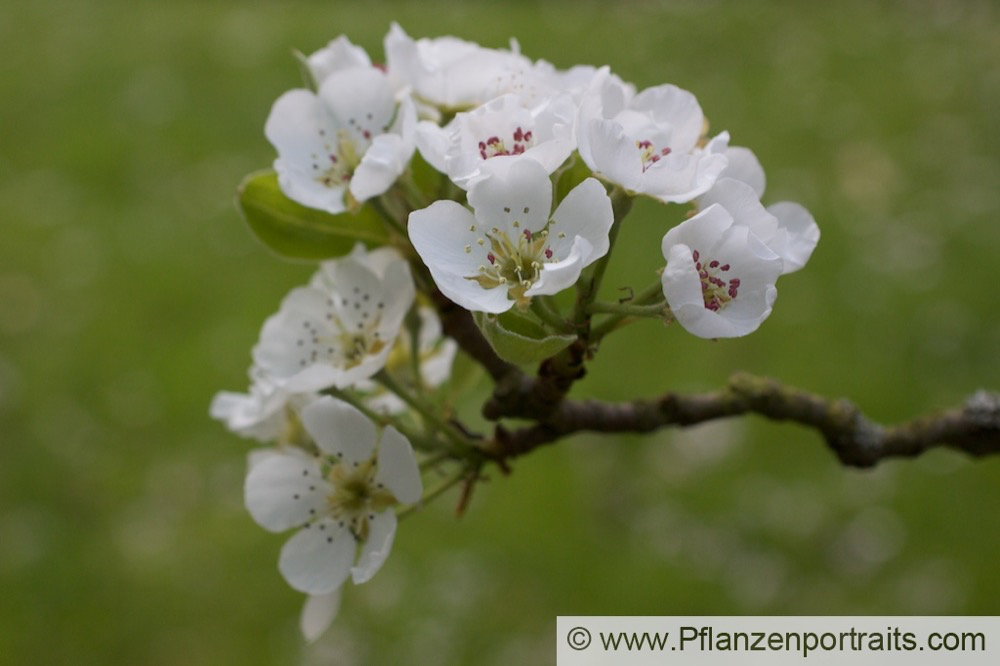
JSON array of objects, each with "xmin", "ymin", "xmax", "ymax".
[
  {"xmin": 210, "ymin": 366, "xmax": 317, "ymax": 443},
  {"xmin": 384, "ymin": 23, "xmax": 533, "ymax": 116},
  {"xmin": 265, "ymin": 65, "xmax": 416, "ymax": 215},
  {"xmin": 577, "ymin": 69, "xmax": 728, "ymax": 203},
  {"xmin": 305, "ymin": 36, "xmax": 372, "ymax": 85},
  {"xmin": 253, "ymin": 245, "xmax": 415, "ymax": 392},
  {"xmin": 661, "ymin": 203, "xmax": 783, "ymax": 338},
  {"xmin": 244, "ymin": 396, "xmax": 422, "ymax": 596},
  {"xmin": 415, "ymin": 93, "xmax": 576, "ymax": 190},
  {"xmin": 409, "ymin": 159, "xmax": 613, "ymax": 312}
]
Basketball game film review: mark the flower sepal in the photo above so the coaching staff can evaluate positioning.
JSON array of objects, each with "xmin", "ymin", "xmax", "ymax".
[{"xmin": 473, "ymin": 310, "xmax": 576, "ymax": 365}]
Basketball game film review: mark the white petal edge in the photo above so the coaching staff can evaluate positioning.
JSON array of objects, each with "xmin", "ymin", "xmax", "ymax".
[
  {"xmin": 301, "ymin": 589, "xmax": 342, "ymax": 643},
  {"xmin": 374, "ymin": 426, "xmax": 422, "ymax": 504},
  {"xmin": 279, "ymin": 519, "xmax": 356, "ymax": 594},
  {"xmin": 244, "ymin": 453, "xmax": 330, "ymax": 532},
  {"xmin": 301, "ymin": 396, "xmax": 377, "ymax": 463},
  {"xmin": 351, "ymin": 510, "xmax": 397, "ymax": 584}
]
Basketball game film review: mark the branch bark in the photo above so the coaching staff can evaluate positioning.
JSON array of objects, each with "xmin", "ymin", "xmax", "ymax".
[{"xmin": 486, "ymin": 372, "xmax": 1000, "ymax": 467}]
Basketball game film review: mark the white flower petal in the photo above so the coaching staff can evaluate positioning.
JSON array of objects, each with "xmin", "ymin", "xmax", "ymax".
[
  {"xmin": 279, "ymin": 519, "xmax": 355, "ymax": 594},
  {"xmin": 374, "ymin": 426, "xmax": 422, "ymax": 504},
  {"xmin": 318, "ymin": 67, "xmax": 396, "ymax": 145},
  {"xmin": 415, "ymin": 120, "xmax": 452, "ymax": 173},
  {"xmin": 641, "ymin": 147, "xmax": 728, "ymax": 204},
  {"xmin": 301, "ymin": 396, "xmax": 377, "ymax": 463},
  {"xmin": 301, "ymin": 589, "xmax": 342, "ymax": 643},
  {"xmin": 767, "ymin": 201, "xmax": 820, "ymax": 274},
  {"xmin": 719, "ymin": 146, "xmax": 766, "ymax": 198},
  {"xmin": 547, "ymin": 177, "xmax": 613, "ymax": 260},
  {"xmin": 467, "ymin": 158, "xmax": 552, "ymax": 234},
  {"xmin": 631, "ymin": 84, "xmax": 704, "ymax": 154},
  {"xmin": 580, "ymin": 119, "xmax": 643, "ymax": 191},
  {"xmin": 526, "ymin": 235, "xmax": 591, "ymax": 297},
  {"xmin": 308, "ymin": 36, "xmax": 371, "ymax": 84},
  {"xmin": 661, "ymin": 207, "xmax": 782, "ymax": 339},
  {"xmin": 698, "ymin": 178, "xmax": 775, "ymax": 236},
  {"xmin": 244, "ymin": 453, "xmax": 330, "ymax": 532},
  {"xmin": 350, "ymin": 134, "xmax": 407, "ymax": 201},
  {"xmin": 409, "ymin": 201, "xmax": 514, "ymax": 312},
  {"xmin": 265, "ymin": 90, "xmax": 348, "ymax": 214},
  {"xmin": 350, "ymin": 510, "xmax": 397, "ymax": 584}
]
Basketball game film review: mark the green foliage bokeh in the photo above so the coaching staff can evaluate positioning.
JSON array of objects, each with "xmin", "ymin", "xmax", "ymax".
[{"xmin": 1, "ymin": 1, "xmax": 998, "ymax": 663}]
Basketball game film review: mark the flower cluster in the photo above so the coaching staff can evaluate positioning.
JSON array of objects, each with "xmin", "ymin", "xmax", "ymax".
[{"xmin": 214, "ymin": 23, "xmax": 819, "ymax": 642}]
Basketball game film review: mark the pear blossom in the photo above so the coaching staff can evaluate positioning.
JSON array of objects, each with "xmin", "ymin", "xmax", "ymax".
[
  {"xmin": 245, "ymin": 396, "xmax": 422, "ymax": 596},
  {"xmin": 253, "ymin": 245, "xmax": 415, "ymax": 392},
  {"xmin": 577, "ymin": 70, "xmax": 728, "ymax": 203},
  {"xmin": 384, "ymin": 23, "xmax": 533, "ymax": 115},
  {"xmin": 661, "ymin": 203, "xmax": 783, "ymax": 338},
  {"xmin": 699, "ymin": 177, "xmax": 819, "ymax": 274},
  {"xmin": 415, "ymin": 93, "xmax": 576, "ymax": 190},
  {"xmin": 409, "ymin": 159, "xmax": 614, "ymax": 312},
  {"xmin": 305, "ymin": 35, "xmax": 372, "ymax": 85},
  {"xmin": 210, "ymin": 366, "xmax": 317, "ymax": 443},
  {"xmin": 265, "ymin": 65, "xmax": 416, "ymax": 215}
]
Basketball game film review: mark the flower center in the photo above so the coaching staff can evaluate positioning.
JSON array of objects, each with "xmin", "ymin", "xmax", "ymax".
[
  {"xmin": 312, "ymin": 128, "xmax": 365, "ymax": 189},
  {"xmin": 692, "ymin": 249, "xmax": 741, "ymax": 312},
  {"xmin": 295, "ymin": 294, "xmax": 388, "ymax": 370},
  {"xmin": 327, "ymin": 459, "xmax": 396, "ymax": 542},
  {"xmin": 478, "ymin": 126, "xmax": 534, "ymax": 160},
  {"xmin": 636, "ymin": 139, "xmax": 671, "ymax": 172},
  {"xmin": 468, "ymin": 224, "xmax": 553, "ymax": 307}
]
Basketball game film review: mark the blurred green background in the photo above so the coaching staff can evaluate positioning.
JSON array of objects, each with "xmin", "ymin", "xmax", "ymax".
[{"xmin": 2, "ymin": 0, "xmax": 999, "ymax": 663}]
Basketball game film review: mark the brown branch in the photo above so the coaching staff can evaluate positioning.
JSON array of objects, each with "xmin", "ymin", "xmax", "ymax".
[{"xmin": 485, "ymin": 372, "xmax": 1000, "ymax": 468}]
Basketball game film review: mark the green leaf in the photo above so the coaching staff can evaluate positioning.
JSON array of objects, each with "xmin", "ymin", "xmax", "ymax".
[
  {"xmin": 473, "ymin": 310, "xmax": 577, "ymax": 365},
  {"xmin": 554, "ymin": 152, "xmax": 597, "ymax": 205},
  {"xmin": 236, "ymin": 170, "xmax": 389, "ymax": 260}
]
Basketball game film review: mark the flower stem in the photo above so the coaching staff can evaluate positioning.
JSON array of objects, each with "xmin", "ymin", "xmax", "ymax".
[
  {"xmin": 587, "ymin": 301, "xmax": 667, "ymax": 317},
  {"xmin": 572, "ymin": 187, "xmax": 634, "ymax": 327},
  {"xmin": 373, "ymin": 194, "xmax": 409, "ymax": 239},
  {"xmin": 396, "ymin": 465, "xmax": 469, "ymax": 519},
  {"xmin": 375, "ymin": 370, "xmax": 472, "ymax": 454},
  {"xmin": 531, "ymin": 296, "xmax": 572, "ymax": 333},
  {"xmin": 590, "ymin": 280, "xmax": 670, "ymax": 341},
  {"xmin": 325, "ymin": 387, "xmax": 434, "ymax": 452}
]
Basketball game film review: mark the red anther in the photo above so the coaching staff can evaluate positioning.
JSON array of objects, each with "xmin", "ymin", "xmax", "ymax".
[
  {"xmin": 720, "ymin": 264, "xmax": 730, "ymax": 271},
  {"xmin": 513, "ymin": 127, "xmax": 524, "ymax": 142},
  {"xmin": 661, "ymin": 147, "xmax": 671, "ymax": 156},
  {"xmin": 523, "ymin": 229, "xmax": 532, "ymax": 240},
  {"xmin": 512, "ymin": 144, "xmax": 525, "ymax": 155},
  {"xmin": 524, "ymin": 131, "xmax": 532, "ymax": 141},
  {"xmin": 362, "ymin": 130, "xmax": 371, "ymax": 139},
  {"xmin": 709, "ymin": 260, "xmax": 719, "ymax": 268},
  {"xmin": 480, "ymin": 150, "xmax": 488, "ymax": 160},
  {"xmin": 730, "ymin": 278, "xmax": 740, "ymax": 286},
  {"xmin": 545, "ymin": 248, "xmax": 553, "ymax": 259},
  {"xmin": 478, "ymin": 141, "xmax": 487, "ymax": 150},
  {"xmin": 488, "ymin": 136, "xmax": 500, "ymax": 145},
  {"xmin": 692, "ymin": 250, "xmax": 700, "ymax": 261},
  {"xmin": 487, "ymin": 253, "xmax": 496, "ymax": 264}
]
